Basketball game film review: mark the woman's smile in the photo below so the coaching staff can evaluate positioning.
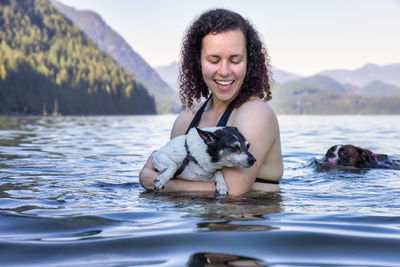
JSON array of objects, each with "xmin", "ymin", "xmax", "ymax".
[{"xmin": 215, "ymin": 79, "xmax": 235, "ymax": 91}]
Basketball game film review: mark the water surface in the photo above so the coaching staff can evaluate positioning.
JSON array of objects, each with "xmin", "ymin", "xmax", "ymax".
[{"xmin": 1, "ymin": 115, "xmax": 400, "ymax": 266}]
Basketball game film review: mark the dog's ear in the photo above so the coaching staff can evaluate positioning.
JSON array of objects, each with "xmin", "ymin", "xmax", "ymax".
[
  {"xmin": 357, "ymin": 148, "xmax": 377, "ymax": 167},
  {"xmin": 196, "ymin": 127, "xmax": 217, "ymax": 145}
]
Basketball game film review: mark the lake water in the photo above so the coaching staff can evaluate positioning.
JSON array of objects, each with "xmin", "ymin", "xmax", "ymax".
[{"xmin": 1, "ymin": 115, "xmax": 400, "ymax": 266}]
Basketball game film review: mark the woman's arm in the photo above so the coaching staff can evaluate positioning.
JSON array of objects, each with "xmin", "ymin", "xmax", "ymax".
[
  {"xmin": 139, "ymin": 151, "xmax": 217, "ymax": 192},
  {"xmin": 221, "ymin": 100, "xmax": 281, "ymax": 196}
]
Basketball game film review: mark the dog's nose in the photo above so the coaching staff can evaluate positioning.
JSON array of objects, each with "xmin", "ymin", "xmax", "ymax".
[{"xmin": 248, "ymin": 156, "xmax": 256, "ymax": 166}]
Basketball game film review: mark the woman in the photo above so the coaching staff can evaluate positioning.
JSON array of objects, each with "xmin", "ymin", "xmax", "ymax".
[{"xmin": 139, "ymin": 9, "xmax": 283, "ymax": 196}]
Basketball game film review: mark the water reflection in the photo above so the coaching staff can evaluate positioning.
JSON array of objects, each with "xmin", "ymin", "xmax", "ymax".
[
  {"xmin": 187, "ymin": 252, "xmax": 266, "ymax": 267},
  {"xmin": 139, "ymin": 191, "xmax": 283, "ymax": 221}
]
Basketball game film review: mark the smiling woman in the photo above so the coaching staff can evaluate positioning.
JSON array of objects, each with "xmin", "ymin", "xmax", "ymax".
[{"xmin": 139, "ymin": 8, "xmax": 283, "ymax": 196}]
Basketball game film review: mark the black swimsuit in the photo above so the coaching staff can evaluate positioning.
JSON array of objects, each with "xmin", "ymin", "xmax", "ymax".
[{"xmin": 186, "ymin": 96, "xmax": 279, "ymax": 185}]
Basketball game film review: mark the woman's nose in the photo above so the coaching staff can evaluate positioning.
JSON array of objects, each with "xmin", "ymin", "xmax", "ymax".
[{"xmin": 218, "ymin": 61, "xmax": 231, "ymax": 76}]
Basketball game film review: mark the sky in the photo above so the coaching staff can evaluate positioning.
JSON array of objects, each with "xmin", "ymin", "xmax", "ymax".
[{"xmin": 57, "ymin": 0, "xmax": 400, "ymax": 76}]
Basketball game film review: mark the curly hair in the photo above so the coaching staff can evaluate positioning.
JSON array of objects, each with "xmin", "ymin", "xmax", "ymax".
[{"xmin": 179, "ymin": 8, "xmax": 272, "ymax": 109}]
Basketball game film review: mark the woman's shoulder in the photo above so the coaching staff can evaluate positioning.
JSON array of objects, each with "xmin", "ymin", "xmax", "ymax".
[
  {"xmin": 170, "ymin": 101, "xmax": 205, "ymax": 138},
  {"xmin": 232, "ymin": 97, "xmax": 279, "ymax": 137},
  {"xmin": 237, "ymin": 97, "xmax": 277, "ymax": 122}
]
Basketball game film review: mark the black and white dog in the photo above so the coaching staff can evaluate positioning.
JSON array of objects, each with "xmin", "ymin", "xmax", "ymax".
[
  {"xmin": 322, "ymin": 144, "xmax": 392, "ymax": 168},
  {"xmin": 152, "ymin": 127, "xmax": 256, "ymax": 194}
]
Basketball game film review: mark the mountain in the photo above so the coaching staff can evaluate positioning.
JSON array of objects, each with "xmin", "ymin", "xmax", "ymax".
[
  {"xmin": 51, "ymin": 0, "xmax": 179, "ymax": 113},
  {"xmin": 283, "ymin": 74, "xmax": 400, "ymax": 98},
  {"xmin": 270, "ymin": 83, "xmax": 400, "ymax": 114},
  {"xmin": 271, "ymin": 67, "xmax": 302, "ymax": 84},
  {"xmin": 0, "ymin": 0, "xmax": 155, "ymax": 115},
  {"xmin": 358, "ymin": 81, "xmax": 400, "ymax": 98},
  {"xmin": 287, "ymin": 75, "xmax": 352, "ymax": 94},
  {"xmin": 318, "ymin": 63, "xmax": 400, "ymax": 87},
  {"xmin": 155, "ymin": 61, "xmax": 180, "ymax": 90}
]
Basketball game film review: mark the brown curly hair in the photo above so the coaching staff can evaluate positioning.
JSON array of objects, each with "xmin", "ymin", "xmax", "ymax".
[{"xmin": 179, "ymin": 8, "xmax": 272, "ymax": 109}]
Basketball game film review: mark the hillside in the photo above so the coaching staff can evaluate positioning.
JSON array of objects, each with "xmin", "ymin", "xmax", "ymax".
[
  {"xmin": 155, "ymin": 61, "xmax": 180, "ymax": 90},
  {"xmin": 0, "ymin": 0, "xmax": 155, "ymax": 115},
  {"xmin": 270, "ymin": 82, "xmax": 400, "ymax": 114},
  {"xmin": 51, "ymin": 0, "xmax": 179, "ymax": 113},
  {"xmin": 318, "ymin": 63, "xmax": 400, "ymax": 87},
  {"xmin": 271, "ymin": 66, "xmax": 302, "ymax": 84}
]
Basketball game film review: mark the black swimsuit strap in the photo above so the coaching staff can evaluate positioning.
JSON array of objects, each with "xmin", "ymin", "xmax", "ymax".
[
  {"xmin": 185, "ymin": 95, "xmax": 238, "ymax": 134},
  {"xmin": 185, "ymin": 97, "xmax": 212, "ymax": 134},
  {"xmin": 216, "ymin": 96, "xmax": 238, "ymax": 127}
]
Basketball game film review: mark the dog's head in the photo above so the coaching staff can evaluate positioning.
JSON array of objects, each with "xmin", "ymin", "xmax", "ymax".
[
  {"xmin": 322, "ymin": 144, "xmax": 377, "ymax": 168},
  {"xmin": 195, "ymin": 127, "xmax": 256, "ymax": 168}
]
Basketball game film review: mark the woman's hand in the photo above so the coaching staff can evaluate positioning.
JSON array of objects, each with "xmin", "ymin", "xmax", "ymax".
[{"xmin": 139, "ymin": 152, "xmax": 158, "ymax": 191}]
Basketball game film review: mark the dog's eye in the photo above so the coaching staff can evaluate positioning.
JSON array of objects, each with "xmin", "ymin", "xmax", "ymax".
[{"xmin": 231, "ymin": 145, "xmax": 240, "ymax": 152}]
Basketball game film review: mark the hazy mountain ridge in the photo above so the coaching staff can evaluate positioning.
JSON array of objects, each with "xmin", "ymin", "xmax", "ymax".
[
  {"xmin": 155, "ymin": 61, "xmax": 180, "ymax": 90},
  {"xmin": 51, "ymin": 0, "xmax": 178, "ymax": 113},
  {"xmin": 318, "ymin": 63, "xmax": 400, "ymax": 87},
  {"xmin": 270, "ymin": 82, "xmax": 400, "ymax": 114},
  {"xmin": 0, "ymin": 0, "xmax": 155, "ymax": 115},
  {"xmin": 271, "ymin": 67, "xmax": 302, "ymax": 84}
]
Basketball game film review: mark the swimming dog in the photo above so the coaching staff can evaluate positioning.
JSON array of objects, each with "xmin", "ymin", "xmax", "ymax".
[
  {"xmin": 322, "ymin": 144, "xmax": 391, "ymax": 168},
  {"xmin": 152, "ymin": 127, "xmax": 256, "ymax": 194}
]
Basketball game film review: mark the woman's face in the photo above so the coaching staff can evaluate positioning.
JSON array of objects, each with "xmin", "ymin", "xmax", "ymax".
[{"xmin": 200, "ymin": 29, "xmax": 247, "ymax": 104}]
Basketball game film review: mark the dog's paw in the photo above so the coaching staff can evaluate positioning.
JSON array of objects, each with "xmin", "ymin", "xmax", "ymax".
[
  {"xmin": 215, "ymin": 181, "xmax": 228, "ymax": 195},
  {"xmin": 154, "ymin": 178, "xmax": 166, "ymax": 191}
]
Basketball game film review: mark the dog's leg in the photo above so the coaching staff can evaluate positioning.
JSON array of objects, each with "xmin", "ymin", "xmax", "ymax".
[
  {"xmin": 154, "ymin": 163, "xmax": 178, "ymax": 191},
  {"xmin": 214, "ymin": 171, "xmax": 228, "ymax": 195}
]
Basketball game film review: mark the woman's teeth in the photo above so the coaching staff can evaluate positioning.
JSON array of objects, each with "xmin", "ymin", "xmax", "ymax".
[{"xmin": 215, "ymin": 80, "xmax": 234, "ymax": 86}]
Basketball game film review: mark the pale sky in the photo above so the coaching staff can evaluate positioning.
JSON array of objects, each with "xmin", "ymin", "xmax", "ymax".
[{"xmin": 58, "ymin": 0, "xmax": 400, "ymax": 76}]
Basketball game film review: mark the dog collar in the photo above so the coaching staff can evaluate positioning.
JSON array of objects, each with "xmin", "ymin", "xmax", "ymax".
[{"xmin": 184, "ymin": 140, "xmax": 199, "ymax": 165}]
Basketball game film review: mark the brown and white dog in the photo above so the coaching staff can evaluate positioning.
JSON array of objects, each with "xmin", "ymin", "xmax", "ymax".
[{"xmin": 322, "ymin": 144, "xmax": 391, "ymax": 168}]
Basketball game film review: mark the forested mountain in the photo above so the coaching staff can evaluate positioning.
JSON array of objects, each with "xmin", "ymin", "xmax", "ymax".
[
  {"xmin": 51, "ymin": 0, "xmax": 179, "ymax": 113},
  {"xmin": 0, "ymin": 0, "xmax": 156, "ymax": 115}
]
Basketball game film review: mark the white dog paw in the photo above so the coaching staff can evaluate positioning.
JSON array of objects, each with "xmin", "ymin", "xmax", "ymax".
[
  {"xmin": 154, "ymin": 178, "xmax": 166, "ymax": 191},
  {"xmin": 215, "ymin": 181, "xmax": 228, "ymax": 195}
]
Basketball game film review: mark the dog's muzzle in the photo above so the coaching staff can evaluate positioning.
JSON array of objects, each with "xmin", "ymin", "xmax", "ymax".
[{"xmin": 323, "ymin": 156, "xmax": 337, "ymax": 165}]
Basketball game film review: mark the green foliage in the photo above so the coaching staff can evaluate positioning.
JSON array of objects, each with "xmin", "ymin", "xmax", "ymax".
[{"xmin": 0, "ymin": 0, "xmax": 156, "ymax": 115}]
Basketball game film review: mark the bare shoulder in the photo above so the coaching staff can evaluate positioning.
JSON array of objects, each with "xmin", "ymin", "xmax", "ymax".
[
  {"xmin": 234, "ymin": 98, "xmax": 279, "ymax": 134},
  {"xmin": 170, "ymin": 102, "xmax": 203, "ymax": 139}
]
